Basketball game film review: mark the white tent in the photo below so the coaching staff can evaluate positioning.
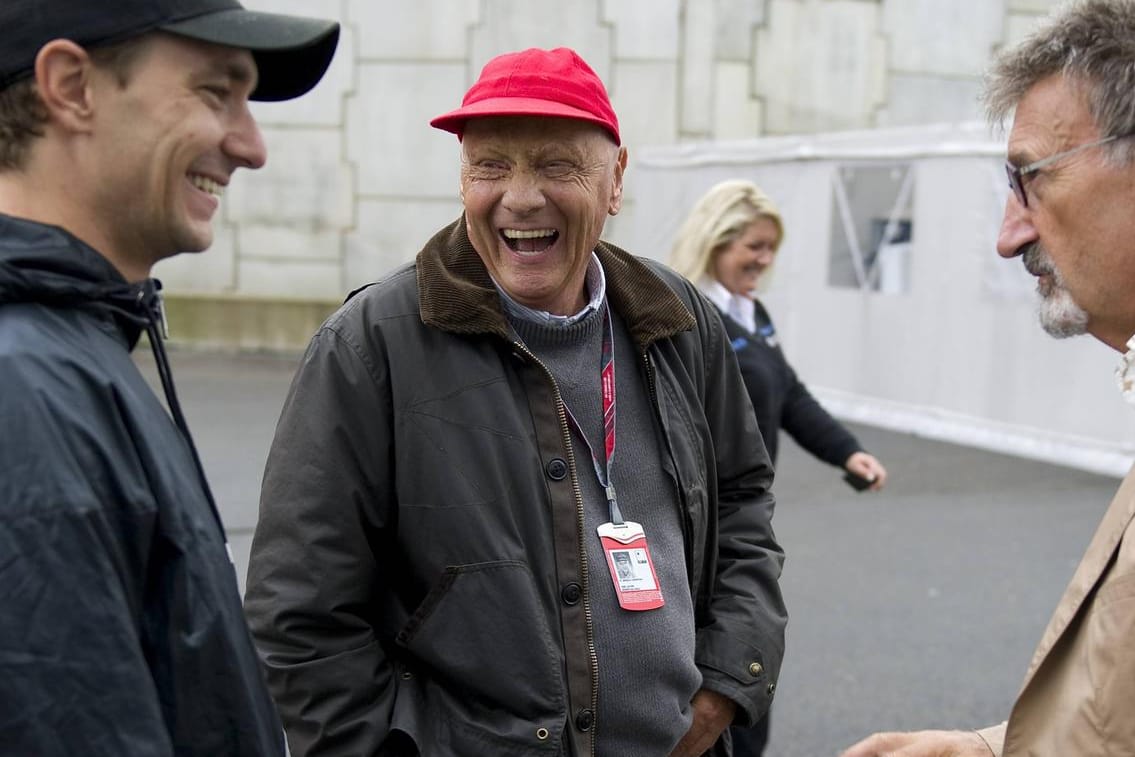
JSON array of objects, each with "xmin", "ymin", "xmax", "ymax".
[{"xmin": 629, "ymin": 122, "xmax": 1135, "ymax": 477}]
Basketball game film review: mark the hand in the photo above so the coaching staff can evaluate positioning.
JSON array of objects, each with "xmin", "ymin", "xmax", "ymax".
[
  {"xmin": 845, "ymin": 451, "xmax": 887, "ymax": 491},
  {"xmin": 669, "ymin": 688, "xmax": 736, "ymax": 757},
  {"xmin": 840, "ymin": 729, "xmax": 994, "ymax": 757}
]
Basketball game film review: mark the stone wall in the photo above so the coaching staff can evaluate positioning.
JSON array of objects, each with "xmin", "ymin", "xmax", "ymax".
[{"xmin": 157, "ymin": 0, "xmax": 1061, "ymax": 349}]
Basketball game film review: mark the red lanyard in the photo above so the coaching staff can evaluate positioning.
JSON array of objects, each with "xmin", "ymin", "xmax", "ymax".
[{"xmin": 562, "ymin": 305, "xmax": 624, "ymax": 525}]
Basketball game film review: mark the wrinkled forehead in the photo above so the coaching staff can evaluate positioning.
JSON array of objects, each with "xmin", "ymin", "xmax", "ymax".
[{"xmin": 1006, "ymin": 76, "xmax": 1099, "ymax": 166}]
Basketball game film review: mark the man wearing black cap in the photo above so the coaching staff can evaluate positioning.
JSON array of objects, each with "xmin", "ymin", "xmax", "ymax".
[
  {"xmin": 247, "ymin": 46, "xmax": 786, "ymax": 757},
  {"xmin": 0, "ymin": 1, "xmax": 338, "ymax": 754}
]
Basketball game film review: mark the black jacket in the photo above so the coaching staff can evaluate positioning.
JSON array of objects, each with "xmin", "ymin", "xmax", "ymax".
[
  {"xmin": 719, "ymin": 299, "xmax": 861, "ymax": 467},
  {"xmin": 245, "ymin": 217, "xmax": 787, "ymax": 757},
  {"xmin": 0, "ymin": 214, "xmax": 284, "ymax": 755}
]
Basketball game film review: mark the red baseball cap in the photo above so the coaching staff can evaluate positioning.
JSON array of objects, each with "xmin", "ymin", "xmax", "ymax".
[{"xmin": 430, "ymin": 47, "xmax": 620, "ymax": 145}]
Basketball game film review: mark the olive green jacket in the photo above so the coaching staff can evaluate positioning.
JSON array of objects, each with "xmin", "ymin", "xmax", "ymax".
[{"xmin": 245, "ymin": 217, "xmax": 787, "ymax": 757}]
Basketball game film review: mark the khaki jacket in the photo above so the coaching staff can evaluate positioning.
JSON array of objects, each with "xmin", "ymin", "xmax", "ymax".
[{"xmin": 977, "ymin": 465, "xmax": 1135, "ymax": 756}]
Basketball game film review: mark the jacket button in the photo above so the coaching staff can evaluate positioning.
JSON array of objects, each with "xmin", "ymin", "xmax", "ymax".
[
  {"xmin": 748, "ymin": 662, "xmax": 763, "ymax": 677},
  {"xmin": 561, "ymin": 583, "xmax": 582, "ymax": 605},
  {"xmin": 535, "ymin": 728, "xmax": 550, "ymax": 741},
  {"xmin": 546, "ymin": 458, "xmax": 568, "ymax": 480},
  {"xmin": 575, "ymin": 709, "xmax": 594, "ymax": 731},
  {"xmin": 767, "ymin": 682, "xmax": 777, "ymax": 696}
]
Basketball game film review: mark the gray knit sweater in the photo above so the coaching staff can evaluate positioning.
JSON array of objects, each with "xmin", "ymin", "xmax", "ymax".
[{"xmin": 508, "ymin": 299, "xmax": 701, "ymax": 756}]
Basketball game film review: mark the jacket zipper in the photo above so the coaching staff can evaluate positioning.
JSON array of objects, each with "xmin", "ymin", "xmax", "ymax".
[
  {"xmin": 641, "ymin": 351, "xmax": 695, "ymax": 600},
  {"xmin": 137, "ymin": 281, "xmax": 231, "ymax": 556},
  {"xmin": 513, "ymin": 340, "xmax": 599, "ymax": 757}
]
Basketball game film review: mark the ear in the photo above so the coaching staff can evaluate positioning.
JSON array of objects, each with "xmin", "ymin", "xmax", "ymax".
[
  {"xmin": 458, "ymin": 145, "xmax": 468, "ymax": 204},
  {"xmin": 608, "ymin": 146, "xmax": 628, "ymax": 216},
  {"xmin": 33, "ymin": 39, "xmax": 96, "ymax": 133}
]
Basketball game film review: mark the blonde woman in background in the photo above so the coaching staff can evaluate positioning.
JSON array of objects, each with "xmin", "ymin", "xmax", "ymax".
[{"xmin": 670, "ymin": 179, "xmax": 888, "ymax": 755}]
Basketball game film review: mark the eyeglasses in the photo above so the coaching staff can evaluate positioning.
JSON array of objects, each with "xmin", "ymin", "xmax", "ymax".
[{"xmin": 1005, "ymin": 134, "xmax": 1126, "ymax": 208}]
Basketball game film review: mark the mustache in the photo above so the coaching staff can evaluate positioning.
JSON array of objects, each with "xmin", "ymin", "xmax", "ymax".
[{"xmin": 1021, "ymin": 242, "xmax": 1055, "ymax": 277}]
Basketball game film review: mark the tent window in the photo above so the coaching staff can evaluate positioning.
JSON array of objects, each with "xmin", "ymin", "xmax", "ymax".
[{"xmin": 828, "ymin": 163, "xmax": 914, "ymax": 292}]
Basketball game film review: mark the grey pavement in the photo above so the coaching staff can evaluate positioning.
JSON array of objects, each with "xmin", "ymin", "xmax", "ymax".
[{"xmin": 138, "ymin": 348, "xmax": 1123, "ymax": 757}]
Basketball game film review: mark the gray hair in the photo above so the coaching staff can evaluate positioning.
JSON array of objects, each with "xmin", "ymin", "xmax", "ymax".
[
  {"xmin": 984, "ymin": 0, "xmax": 1135, "ymax": 165},
  {"xmin": 668, "ymin": 179, "xmax": 783, "ymax": 282}
]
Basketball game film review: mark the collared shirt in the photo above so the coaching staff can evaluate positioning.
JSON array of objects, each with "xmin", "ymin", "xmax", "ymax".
[
  {"xmin": 496, "ymin": 253, "xmax": 606, "ymax": 327},
  {"xmin": 1115, "ymin": 334, "xmax": 1135, "ymax": 405},
  {"xmin": 697, "ymin": 275, "xmax": 756, "ymax": 334}
]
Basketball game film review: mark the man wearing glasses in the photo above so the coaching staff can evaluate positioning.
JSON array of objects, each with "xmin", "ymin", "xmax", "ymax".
[{"xmin": 842, "ymin": 1, "xmax": 1135, "ymax": 755}]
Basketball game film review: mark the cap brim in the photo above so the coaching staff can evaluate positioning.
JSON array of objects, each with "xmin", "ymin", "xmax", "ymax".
[
  {"xmin": 161, "ymin": 9, "xmax": 339, "ymax": 102},
  {"xmin": 430, "ymin": 97, "xmax": 620, "ymax": 145}
]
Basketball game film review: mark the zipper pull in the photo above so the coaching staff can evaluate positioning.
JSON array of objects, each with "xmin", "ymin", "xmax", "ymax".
[
  {"xmin": 140, "ymin": 279, "xmax": 169, "ymax": 340},
  {"xmin": 154, "ymin": 289, "xmax": 169, "ymax": 341}
]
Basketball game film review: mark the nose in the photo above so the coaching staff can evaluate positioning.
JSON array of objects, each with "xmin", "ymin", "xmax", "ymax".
[
  {"xmin": 501, "ymin": 171, "xmax": 546, "ymax": 215},
  {"xmin": 995, "ymin": 192, "xmax": 1037, "ymax": 259},
  {"xmin": 224, "ymin": 104, "xmax": 268, "ymax": 171}
]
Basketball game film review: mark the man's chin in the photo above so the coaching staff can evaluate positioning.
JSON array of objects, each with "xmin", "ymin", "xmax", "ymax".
[
  {"xmin": 1040, "ymin": 320, "xmax": 1086, "ymax": 339},
  {"xmin": 174, "ymin": 229, "xmax": 215, "ymax": 256},
  {"xmin": 1038, "ymin": 294, "xmax": 1089, "ymax": 339}
]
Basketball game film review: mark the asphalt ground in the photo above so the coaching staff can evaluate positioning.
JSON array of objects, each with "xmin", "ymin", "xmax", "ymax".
[{"xmin": 137, "ymin": 348, "xmax": 1123, "ymax": 757}]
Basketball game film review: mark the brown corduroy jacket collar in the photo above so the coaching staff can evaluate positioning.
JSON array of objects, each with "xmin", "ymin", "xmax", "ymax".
[{"xmin": 415, "ymin": 215, "xmax": 695, "ymax": 351}]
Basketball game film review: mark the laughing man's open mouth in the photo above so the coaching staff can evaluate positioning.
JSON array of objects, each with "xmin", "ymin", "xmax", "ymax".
[{"xmin": 502, "ymin": 228, "xmax": 558, "ymax": 253}]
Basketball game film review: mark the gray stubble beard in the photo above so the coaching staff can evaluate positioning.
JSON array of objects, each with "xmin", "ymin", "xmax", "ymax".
[{"xmin": 1022, "ymin": 243, "xmax": 1090, "ymax": 339}]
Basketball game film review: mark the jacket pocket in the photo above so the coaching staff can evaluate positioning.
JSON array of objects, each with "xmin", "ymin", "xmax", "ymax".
[{"xmin": 391, "ymin": 560, "xmax": 565, "ymax": 756}]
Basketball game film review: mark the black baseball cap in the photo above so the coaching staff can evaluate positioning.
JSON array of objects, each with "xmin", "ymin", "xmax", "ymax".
[{"xmin": 0, "ymin": 0, "xmax": 340, "ymax": 101}]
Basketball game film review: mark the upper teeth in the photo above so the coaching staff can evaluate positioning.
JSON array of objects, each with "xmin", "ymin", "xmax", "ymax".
[
  {"xmin": 503, "ymin": 229, "xmax": 555, "ymax": 239},
  {"xmin": 191, "ymin": 175, "xmax": 224, "ymax": 197}
]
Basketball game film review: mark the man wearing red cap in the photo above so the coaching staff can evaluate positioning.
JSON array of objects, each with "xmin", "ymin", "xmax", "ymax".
[
  {"xmin": 247, "ymin": 46, "xmax": 786, "ymax": 757},
  {"xmin": 0, "ymin": 1, "xmax": 338, "ymax": 754}
]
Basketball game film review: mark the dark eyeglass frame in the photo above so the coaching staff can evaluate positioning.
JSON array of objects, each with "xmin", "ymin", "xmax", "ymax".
[{"xmin": 1005, "ymin": 134, "xmax": 1125, "ymax": 208}]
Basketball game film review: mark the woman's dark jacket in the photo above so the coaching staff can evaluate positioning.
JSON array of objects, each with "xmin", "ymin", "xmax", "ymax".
[
  {"xmin": 245, "ymin": 217, "xmax": 788, "ymax": 757},
  {"xmin": 0, "ymin": 214, "xmax": 284, "ymax": 755},
  {"xmin": 719, "ymin": 299, "xmax": 861, "ymax": 466}
]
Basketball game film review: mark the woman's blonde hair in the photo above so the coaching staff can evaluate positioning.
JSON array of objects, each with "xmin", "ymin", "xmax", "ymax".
[{"xmin": 668, "ymin": 179, "xmax": 784, "ymax": 281}]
